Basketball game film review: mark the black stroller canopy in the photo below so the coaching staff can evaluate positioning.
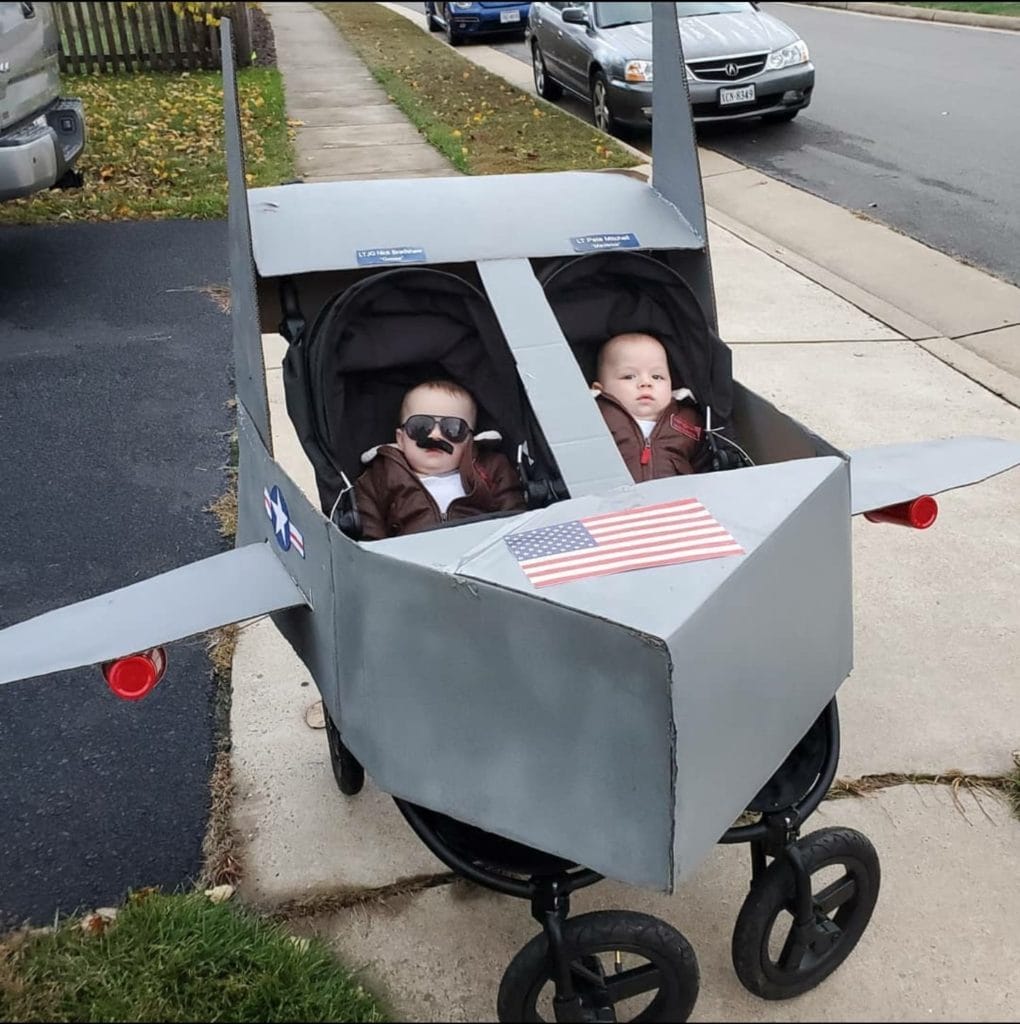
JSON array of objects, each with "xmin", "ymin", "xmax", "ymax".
[
  {"xmin": 539, "ymin": 250, "xmax": 734, "ymax": 424},
  {"xmin": 283, "ymin": 267, "xmax": 551, "ymax": 513}
]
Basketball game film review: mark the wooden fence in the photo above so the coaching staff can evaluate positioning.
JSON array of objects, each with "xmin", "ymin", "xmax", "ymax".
[{"xmin": 53, "ymin": 2, "xmax": 253, "ymax": 74}]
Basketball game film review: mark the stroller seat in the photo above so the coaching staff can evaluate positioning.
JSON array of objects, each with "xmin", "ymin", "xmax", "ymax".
[
  {"xmin": 539, "ymin": 249, "xmax": 749, "ymax": 471},
  {"xmin": 281, "ymin": 267, "xmax": 566, "ymax": 536}
]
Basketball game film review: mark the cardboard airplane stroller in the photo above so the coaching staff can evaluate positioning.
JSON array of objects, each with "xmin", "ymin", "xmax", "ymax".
[{"xmin": 2, "ymin": 8, "xmax": 1019, "ymax": 1022}]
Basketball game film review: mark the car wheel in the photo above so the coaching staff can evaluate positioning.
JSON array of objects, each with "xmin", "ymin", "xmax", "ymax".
[
  {"xmin": 532, "ymin": 42, "xmax": 562, "ymax": 101},
  {"xmin": 763, "ymin": 109, "xmax": 799, "ymax": 123},
  {"xmin": 444, "ymin": 4, "xmax": 464, "ymax": 45},
  {"xmin": 590, "ymin": 70, "xmax": 618, "ymax": 136},
  {"xmin": 425, "ymin": 4, "xmax": 440, "ymax": 31}
]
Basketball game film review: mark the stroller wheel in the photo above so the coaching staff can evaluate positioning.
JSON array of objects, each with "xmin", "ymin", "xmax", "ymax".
[
  {"xmin": 497, "ymin": 910, "xmax": 699, "ymax": 1022},
  {"xmin": 732, "ymin": 827, "xmax": 880, "ymax": 1000},
  {"xmin": 324, "ymin": 710, "xmax": 365, "ymax": 797}
]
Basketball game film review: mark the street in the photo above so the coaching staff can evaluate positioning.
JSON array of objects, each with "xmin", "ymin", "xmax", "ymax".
[
  {"xmin": 0, "ymin": 221, "xmax": 233, "ymax": 928},
  {"xmin": 405, "ymin": 2, "xmax": 1020, "ymax": 286}
]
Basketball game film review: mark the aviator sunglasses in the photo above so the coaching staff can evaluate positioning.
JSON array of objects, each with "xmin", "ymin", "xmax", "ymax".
[{"xmin": 399, "ymin": 414, "xmax": 474, "ymax": 445}]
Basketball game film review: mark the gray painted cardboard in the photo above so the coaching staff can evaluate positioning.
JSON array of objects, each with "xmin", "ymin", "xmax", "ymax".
[
  {"xmin": 651, "ymin": 0, "xmax": 717, "ymax": 330},
  {"xmin": 221, "ymin": 19, "xmax": 272, "ymax": 453},
  {"xmin": 0, "ymin": 542, "xmax": 305, "ymax": 686},
  {"xmin": 477, "ymin": 258, "xmax": 632, "ymax": 497},
  {"xmin": 849, "ymin": 438, "xmax": 1020, "ymax": 514},
  {"xmin": 248, "ymin": 172, "xmax": 704, "ymax": 276}
]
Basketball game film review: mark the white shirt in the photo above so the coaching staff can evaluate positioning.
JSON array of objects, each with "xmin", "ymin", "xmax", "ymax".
[
  {"xmin": 421, "ymin": 471, "xmax": 467, "ymax": 515},
  {"xmin": 638, "ymin": 418, "xmax": 656, "ymax": 439}
]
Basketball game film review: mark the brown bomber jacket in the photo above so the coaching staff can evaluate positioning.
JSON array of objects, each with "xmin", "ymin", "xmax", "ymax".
[
  {"xmin": 596, "ymin": 391, "xmax": 706, "ymax": 482},
  {"xmin": 354, "ymin": 441, "xmax": 526, "ymax": 540}
]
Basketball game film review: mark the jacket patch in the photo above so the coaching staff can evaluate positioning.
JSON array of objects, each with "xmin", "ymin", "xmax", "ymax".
[
  {"xmin": 671, "ymin": 414, "xmax": 702, "ymax": 441},
  {"xmin": 473, "ymin": 460, "xmax": 493, "ymax": 488}
]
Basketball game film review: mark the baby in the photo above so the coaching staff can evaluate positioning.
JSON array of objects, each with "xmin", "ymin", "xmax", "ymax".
[
  {"xmin": 355, "ymin": 379, "xmax": 526, "ymax": 540},
  {"xmin": 592, "ymin": 332, "xmax": 705, "ymax": 481}
]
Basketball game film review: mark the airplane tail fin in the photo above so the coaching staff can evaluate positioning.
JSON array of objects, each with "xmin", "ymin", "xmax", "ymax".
[
  {"xmin": 221, "ymin": 17, "xmax": 273, "ymax": 451},
  {"xmin": 651, "ymin": 3, "xmax": 717, "ymax": 329}
]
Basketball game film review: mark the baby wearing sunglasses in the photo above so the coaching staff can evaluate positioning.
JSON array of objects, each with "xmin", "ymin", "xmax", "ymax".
[
  {"xmin": 355, "ymin": 379, "xmax": 527, "ymax": 540},
  {"xmin": 592, "ymin": 332, "xmax": 705, "ymax": 482}
]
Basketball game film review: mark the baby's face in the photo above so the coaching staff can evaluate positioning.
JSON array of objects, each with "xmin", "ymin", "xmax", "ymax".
[
  {"xmin": 595, "ymin": 335, "xmax": 672, "ymax": 421},
  {"xmin": 396, "ymin": 385, "xmax": 476, "ymax": 476}
]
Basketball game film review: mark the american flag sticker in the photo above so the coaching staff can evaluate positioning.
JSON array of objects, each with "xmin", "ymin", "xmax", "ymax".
[{"xmin": 505, "ymin": 498, "xmax": 743, "ymax": 588}]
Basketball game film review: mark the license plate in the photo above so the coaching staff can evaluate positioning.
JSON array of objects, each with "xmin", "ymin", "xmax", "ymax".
[
  {"xmin": 719, "ymin": 84, "xmax": 756, "ymax": 107},
  {"xmin": 500, "ymin": 9, "xmax": 521, "ymax": 23}
]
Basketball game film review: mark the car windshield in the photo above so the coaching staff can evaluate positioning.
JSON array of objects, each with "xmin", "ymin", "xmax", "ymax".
[{"xmin": 593, "ymin": 2, "xmax": 753, "ymax": 28}]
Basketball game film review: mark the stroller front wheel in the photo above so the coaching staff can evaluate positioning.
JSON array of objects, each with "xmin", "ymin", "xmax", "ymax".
[
  {"xmin": 324, "ymin": 710, "xmax": 365, "ymax": 796},
  {"xmin": 732, "ymin": 826, "xmax": 880, "ymax": 1000},
  {"xmin": 497, "ymin": 910, "xmax": 699, "ymax": 1022}
]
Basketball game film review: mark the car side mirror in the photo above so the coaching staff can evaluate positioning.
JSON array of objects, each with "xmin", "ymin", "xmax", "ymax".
[{"xmin": 562, "ymin": 7, "xmax": 589, "ymax": 26}]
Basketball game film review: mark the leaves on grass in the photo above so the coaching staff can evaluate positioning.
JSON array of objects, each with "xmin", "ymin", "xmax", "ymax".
[
  {"xmin": 0, "ymin": 68, "xmax": 293, "ymax": 225},
  {"xmin": 321, "ymin": 2, "xmax": 638, "ymax": 177},
  {"xmin": 204, "ymin": 884, "xmax": 236, "ymax": 904}
]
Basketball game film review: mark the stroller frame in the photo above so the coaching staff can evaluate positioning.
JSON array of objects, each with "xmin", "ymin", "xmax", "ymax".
[{"xmin": 325, "ymin": 698, "xmax": 877, "ymax": 1022}]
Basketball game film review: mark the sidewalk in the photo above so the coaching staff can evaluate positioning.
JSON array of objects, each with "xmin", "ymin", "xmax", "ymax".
[{"xmin": 233, "ymin": 5, "xmax": 1020, "ymax": 1021}]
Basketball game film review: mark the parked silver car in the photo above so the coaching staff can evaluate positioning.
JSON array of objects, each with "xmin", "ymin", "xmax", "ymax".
[
  {"xmin": 527, "ymin": 1, "xmax": 814, "ymax": 134},
  {"xmin": 0, "ymin": 1, "xmax": 85, "ymax": 201}
]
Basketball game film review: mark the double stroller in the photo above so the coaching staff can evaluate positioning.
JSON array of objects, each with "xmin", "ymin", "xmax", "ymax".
[{"xmin": 280, "ymin": 250, "xmax": 879, "ymax": 1022}]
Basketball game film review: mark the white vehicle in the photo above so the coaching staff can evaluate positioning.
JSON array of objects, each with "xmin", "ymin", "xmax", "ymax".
[{"xmin": 0, "ymin": 1, "xmax": 85, "ymax": 201}]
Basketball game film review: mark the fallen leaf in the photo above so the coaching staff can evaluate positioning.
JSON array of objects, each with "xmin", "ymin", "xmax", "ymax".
[
  {"xmin": 80, "ymin": 907, "xmax": 118, "ymax": 936},
  {"xmin": 205, "ymin": 884, "xmax": 236, "ymax": 904}
]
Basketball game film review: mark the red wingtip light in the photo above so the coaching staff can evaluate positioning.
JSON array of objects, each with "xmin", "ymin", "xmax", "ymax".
[
  {"xmin": 102, "ymin": 647, "xmax": 167, "ymax": 701},
  {"xmin": 864, "ymin": 495, "xmax": 939, "ymax": 530}
]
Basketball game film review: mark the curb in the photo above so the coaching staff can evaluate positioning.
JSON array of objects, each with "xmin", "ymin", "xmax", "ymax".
[{"xmin": 798, "ymin": 2, "xmax": 1020, "ymax": 32}]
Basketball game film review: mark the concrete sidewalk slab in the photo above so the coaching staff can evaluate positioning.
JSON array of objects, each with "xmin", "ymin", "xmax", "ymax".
[
  {"xmin": 711, "ymin": 223, "xmax": 900, "ymax": 344},
  {"xmin": 288, "ymin": 104, "xmax": 410, "ymax": 128},
  {"xmin": 297, "ymin": 122, "xmax": 441, "ymax": 149},
  {"xmin": 956, "ymin": 324, "xmax": 1020, "ymax": 380},
  {"xmin": 296, "ymin": 142, "xmax": 456, "ymax": 179},
  {"xmin": 264, "ymin": 2, "xmax": 457, "ymax": 184},
  {"xmin": 297, "ymin": 786, "xmax": 1020, "ymax": 1022}
]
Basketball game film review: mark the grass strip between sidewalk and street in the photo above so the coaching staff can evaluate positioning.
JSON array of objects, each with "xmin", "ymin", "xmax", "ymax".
[
  {"xmin": 0, "ymin": 889, "xmax": 388, "ymax": 1023},
  {"xmin": 905, "ymin": 2, "xmax": 1020, "ymax": 14},
  {"xmin": 0, "ymin": 68, "xmax": 294, "ymax": 226},
  {"xmin": 317, "ymin": 2, "xmax": 640, "ymax": 175}
]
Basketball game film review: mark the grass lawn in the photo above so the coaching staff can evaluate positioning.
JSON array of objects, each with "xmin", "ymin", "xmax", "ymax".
[
  {"xmin": 0, "ymin": 889, "xmax": 388, "ymax": 1023},
  {"xmin": 0, "ymin": 67, "xmax": 293, "ymax": 225},
  {"xmin": 903, "ymin": 2, "xmax": 1020, "ymax": 14},
  {"xmin": 317, "ymin": 2, "xmax": 640, "ymax": 176}
]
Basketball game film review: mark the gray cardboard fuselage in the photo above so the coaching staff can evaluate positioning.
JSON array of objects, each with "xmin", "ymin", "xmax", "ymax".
[{"xmin": 234, "ymin": 388, "xmax": 853, "ymax": 890}]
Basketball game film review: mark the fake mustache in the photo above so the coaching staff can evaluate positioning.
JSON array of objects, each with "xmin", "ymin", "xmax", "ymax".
[{"xmin": 416, "ymin": 436, "xmax": 454, "ymax": 455}]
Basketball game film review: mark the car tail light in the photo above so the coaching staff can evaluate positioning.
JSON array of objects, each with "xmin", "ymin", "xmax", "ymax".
[
  {"xmin": 101, "ymin": 647, "xmax": 167, "ymax": 701},
  {"xmin": 863, "ymin": 495, "xmax": 938, "ymax": 530}
]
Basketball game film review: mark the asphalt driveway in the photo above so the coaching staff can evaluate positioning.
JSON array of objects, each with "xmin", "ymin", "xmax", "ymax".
[{"xmin": 0, "ymin": 220, "xmax": 233, "ymax": 928}]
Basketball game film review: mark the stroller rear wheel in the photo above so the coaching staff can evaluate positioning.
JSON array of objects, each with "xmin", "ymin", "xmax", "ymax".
[
  {"xmin": 497, "ymin": 910, "xmax": 699, "ymax": 1022},
  {"xmin": 732, "ymin": 826, "xmax": 880, "ymax": 1000},
  {"xmin": 324, "ymin": 710, "xmax": 365, "ymax": 796}
]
